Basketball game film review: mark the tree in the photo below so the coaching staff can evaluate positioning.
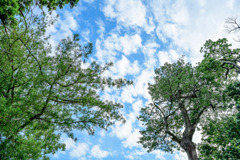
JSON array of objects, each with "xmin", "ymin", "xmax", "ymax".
[
  {"xmin": 0, "ymin": 9, "xmax": 131, "ymax": 159},
  {"xmin": 197, "ymin": 38, "xmax": 240, "ymax": 159},
  {"xmin": 138, "ymin": 55, "xmax": 233, "ymax": 160},
  {"xmin": 0, "ymin": 0, "xmax": 80, "ymax": 25},
  {"xmin": 198, "ymin": 102, "xmax": 240, "ymax": 159},
  {"xmin": 200, "ymin": 38, "xmax": 240, "ymax": 76}
]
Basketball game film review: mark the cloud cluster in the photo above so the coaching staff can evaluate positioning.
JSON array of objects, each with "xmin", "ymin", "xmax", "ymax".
[
  {"xmin": 103, "ymin": 0, "xmax": 147, "ymax": 27},
  {"xmin": 151, "ymin": 0, "xmax": 239, "ymax": 64},
  {"xmin": 96, "ymin": 33, "xmax": 142, "ymax": 63},
  {"xmin": 50, "ymin": 0, "xmax": 240, "ymax": 159},
  {"xmin": 54, "ymin": 138, "xmax": 111, "ymax": 159}
]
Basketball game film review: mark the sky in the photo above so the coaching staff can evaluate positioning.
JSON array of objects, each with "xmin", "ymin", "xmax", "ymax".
[{"xmin": 46, "ymin": 0, "xmax": 240, "ymax": 159}]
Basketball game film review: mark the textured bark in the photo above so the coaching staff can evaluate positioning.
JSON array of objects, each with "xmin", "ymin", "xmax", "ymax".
[
  {"xmin": 180, "ymin": 137, "xmax": 198, "ymax": 160},
  {"xmin": 179, "ymin": 102, "xmax": 198, "ymax": 160}
]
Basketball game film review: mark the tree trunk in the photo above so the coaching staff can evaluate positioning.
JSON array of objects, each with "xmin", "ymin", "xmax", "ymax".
[{"xmin": 180, "ymin": 137, "xmax": 198, "ymax": 160}]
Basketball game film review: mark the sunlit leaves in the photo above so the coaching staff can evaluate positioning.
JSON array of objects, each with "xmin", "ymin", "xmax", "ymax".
[{"xmin": 0, "ymin": 10, "xmax": 130, "ymax": 159}]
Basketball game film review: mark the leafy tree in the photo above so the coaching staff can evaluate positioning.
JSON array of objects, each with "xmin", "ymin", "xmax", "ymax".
[
  {"xmin": 200, "ymin": 38, "xmax": 240, "ymax": 76},
  {"xmin": 198, "ymin": 103, "xmax": 240, "ymax": 159},
  {"xmin": 0, "ymin": 9, "xmax": 131, "ymax": 160},
  {"xmin": 197, "ymin": 38, "xmax": 240, "ymax": 159},
  {"xmin": 0, "ymin": 0, "xmax": 80, "ymax": 25},
  {"xmin": 138, "ymin": 56, "xmax": 232, "ymax": 160}
]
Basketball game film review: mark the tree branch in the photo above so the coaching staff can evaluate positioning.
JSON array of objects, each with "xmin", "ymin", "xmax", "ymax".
[
  {"xmin": 165, "ymin": 130, "xmax": 181, "ymax": 144},
  {"xmin": 179, "ymin": 102, "xmax": 194, "ymax": 137},
  {"xmin": 192, "ymin": 106, "xmax": 208, "ymax": 126},
  {"xmin": 153, "ymin": 102, "xmax": 181, "ymax": 144}
]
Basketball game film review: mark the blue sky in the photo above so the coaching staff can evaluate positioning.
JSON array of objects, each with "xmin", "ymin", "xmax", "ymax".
[{"xmin": 46, "ymin": 0, "xmax": 240, "ymax": 159}]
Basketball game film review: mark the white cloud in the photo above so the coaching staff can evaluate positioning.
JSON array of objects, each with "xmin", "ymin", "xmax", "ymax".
[
  {"xmin": 142, "ymin": 40, "xmax": 160, "ymax": 69},
  {"xmin": 150, "ymin": 0, "xmax": 240, "ymax": 64},
  {"xmin": 134, "ymin": 70, "xmax": 155, "ymax": 99},
  {"xmin": 103, "ymin": 0, "xmax": 147, "ymax": 27},
  {"xmin": 95, "ymin": 19, "xmax": 105, "ymax": 36},
  {"xmin": 152, "ymin": 150, "xmax": 166, "ymax": 160},
  {"xmin": 158, "ymin": 49, "xmax": 183, "ymax": 65},
  {"xmin": 111, "ymin": 111, "xmax": 142, "ymax": 149},
  {"xmin": 69, "ymin": 143, "xmax": 89, "ymax": 158},
  {"xmin": 132, "ymin": 100, "xmax": 143, "ymax": 115},
  {"xmin": 45, "ymin": 10, "xmax": 79, "ymax": 51},
  {"xmin": 112, "ymin": 120, "xmax": 132, "ymax": 140},
  {"xmin": 90, "ymin": 145, "xmax": 110, "ymax": 159},
  {"xmin": 174, "ymin": 152, "xmax": 188, "ymax": 160},
  {"xmin": 119, "ymin": 34, "xmax": 142, "ymax": 55},
  {"xmin": 64, "ymin": 138, "xmax": 76, "ymax": 150},
  {"xmin": 81, "ymin": 29, "xmax": 90, "ymax": 42},
  {"xmin": 120, "ymin": 86, "xmax": 137, "ymax": 104},
  {"xmin": 96, "ymin": 33, "xmax": 142, "ymax": 63},
  {"xmin": 122, "ymin": 129, "xmax": 141, "ymax": 148},
  {"xmin": 123, "ymin": 148, "xmax": 148, "ymax": 159},
  {"xmin": 99, "ymin": 130, "xmax": 106, "ymax": 137},
  {"xmin": 113, "ymin": 56, "xmax": 140, "ymax": 76},
  {"xmin": 193, "ymin": 129, "xmax": 202, "ymax": 144}
]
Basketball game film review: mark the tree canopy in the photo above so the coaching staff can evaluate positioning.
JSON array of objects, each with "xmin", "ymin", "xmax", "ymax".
[
  {"xmin": 0, "ymin": 0, "xmax": 80, "ymax": 25},
  {"xmin": 138, "ymin": 38, "xmax": 236, "ymax": 159},
  {"xmin": 197, "ymin": 38, "xmax": 240, "ymax": 159},
  {"xmin": 0, "ymin": 9, "xmax": 131, "ymax": 160}
]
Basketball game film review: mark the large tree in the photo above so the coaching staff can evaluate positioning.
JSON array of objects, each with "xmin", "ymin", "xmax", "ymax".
[
  {"xmin": 0, "ymin": 0, "xmax": 81, "ymax": 25},
  {"xmin": 138, "ymin": 55, "xmax": 233, "ymax": 160},
  {"xmin": 197, "ymin": 38, "xmax": 240, "ymax": 159},
  {"xmin": 0, "ymin": 8, "xmax": 130, "ymax": 160}
]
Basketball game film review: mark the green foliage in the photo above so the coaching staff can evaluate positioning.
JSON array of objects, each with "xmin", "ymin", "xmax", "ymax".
[
  {"xmin": 0, "ymin": 0, "xmax": 80, "ymax": 25},
  {"xmin": 0, "ymin": 0, "xmax": 19, "ymax": 25},
  {"xmin": 0, "ymin": 11, "xmax": 130, "ymax": 159},
  {"xmin": 200, "ymin": 38, "xmax": 240, "ymax": 78},
  {"xmin": 197, "ymin": 39, "xmax": 240, "ymax": 159},
  {"xmin": 198, "ymin": 109, "xmax": 240, "ymax": 160},
  {"xmin": 138, "ymin": 57, "xmax": 229, "ymax": 154}
]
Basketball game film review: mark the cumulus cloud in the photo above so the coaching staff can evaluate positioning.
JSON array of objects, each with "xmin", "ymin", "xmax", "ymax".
[
  {"xmin": 174, "ymin": 152, "xmax": 188, "ymax": 160},
  {"xmin": 103, "ymin": 0, "xmax": 147, "ymax": 27},
  {"xmin": 111, "ymin": 108, "xmax": 142, "ymax": 149},
  {"xmin": 111, "ymin": 56, "xmax": 140, "ymax": 77},
  {"xmin": 64, "ymin": 138, "xmax": 76, "ymax": 150},
  {"xmin": 150, "ymin": 0, "xmax": 240, "ymax": 64},
  {"xmin": 152, "ymin": 150, "xmax": 166, "ymax": 160},
  {"xmin": 96, "ymin": 33, "xmax": 142, "ymax": 63},
  {"xmin": 45, "ymin": 10, "xmax": 79, "ymax": 50},
  {"xmin": 90, "ymin": 145, "xmax": 110, "ymax": 159},
  {"xmin": 142, "ymin": 40, "xmax": 160, "ymax": 69},
  {"xmin": 122, "ymin": 129, "xmax": 141, "ymax": 148},
  {"xmin": 57, "ymin": 138, "xmax": 112, "ymax": 159},
  {"xmin": 69, "ymin": 143, "xmax": 89, "ymax": 158}
]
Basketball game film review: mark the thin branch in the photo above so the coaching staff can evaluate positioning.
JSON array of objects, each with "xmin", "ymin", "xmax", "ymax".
[
  {"xmin": 153, "ymin": 102, "xmax": 181, "ymax": 144},
  {"xmin": 222, "ymin": 61, "xmax": 240, "ymax": 70},
  {"xmin": 165, "ymin": 130, "xmax": 181, "ymax": 144},
  {"xmin": 18, "ymin": 38, "xmax": 43, "ymax": 75},
  {"xmin": 192, "ymin": 106, "xmax": 208, "ymax": 126},
  {"xmin": 37, "ymin": 117, "xmax": 98, "ymax": 125}
]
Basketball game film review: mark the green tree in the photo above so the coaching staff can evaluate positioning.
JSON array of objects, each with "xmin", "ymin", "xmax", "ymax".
[
  {"xmin": 0, "ymin": 10, "xmax": 131, "ymax": 160},
  {"xmin": 138, "ymin": 55, "xmax": 233, "ymax": 160},
  {"xmin": 197, "ymin": 38, "xmax": 240, "ymax": 159},
  {"xmin": 198, "ymin": 105, "xmax": 240, "ymax": 159},
  {"xmin": 0, "ymin": 0, "xmax": 80, "ymax": 25}
]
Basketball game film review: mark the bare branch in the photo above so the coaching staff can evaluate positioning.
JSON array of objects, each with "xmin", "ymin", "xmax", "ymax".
[{"xmin": 225, "ymin": 17, "xmax": 240, "ymax": 41}]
